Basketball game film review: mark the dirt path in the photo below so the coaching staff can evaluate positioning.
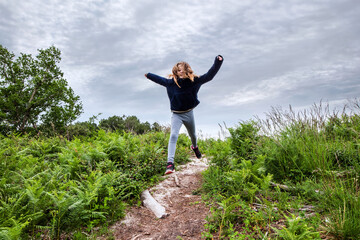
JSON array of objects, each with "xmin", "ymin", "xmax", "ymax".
[{"xmin": 110, "ymin": 157, "xmax": 210, "ymax": 240}]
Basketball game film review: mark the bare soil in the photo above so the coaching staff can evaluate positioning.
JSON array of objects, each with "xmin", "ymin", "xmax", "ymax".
[{"xmin": 110, "ymin": 157, "xmax": 210, "ymax": 240}]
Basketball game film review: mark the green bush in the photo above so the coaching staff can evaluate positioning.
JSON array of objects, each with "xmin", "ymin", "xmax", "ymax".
[
  {"xmin": 228, "ymin": 120, "xmax": 260, "ymax": 161},
  {"xmin": 205, "ymin": 138, "xmax": 232, "ymax": 169},
  {"xmin": 0, "ymin": 129, "xmax": 191, "ymax": 239},
  {"xmin": 202, "ymin": 121, "xmax": 271, "ymax": 200},
  {"xmin": 201, "ymin": 101, "xmax": 360, "ymax": 239},
  {"xmin": 321, "ymin": 177, "xmax": 360, "ymax": 239},
  {"xmin": 325, "ymin": 114, "xmax": 360, "ymax": 142},
  {"xmin": 273, "ymin": 214, "xmax": 321, "ymax": 240}
]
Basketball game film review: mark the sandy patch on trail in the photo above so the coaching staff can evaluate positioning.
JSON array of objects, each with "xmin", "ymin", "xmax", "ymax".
[{"xmin": 109, "ymin": 157, "xmax": 210, "ymax": 240}]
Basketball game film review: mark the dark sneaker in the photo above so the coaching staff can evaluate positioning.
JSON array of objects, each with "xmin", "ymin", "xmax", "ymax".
[
  {"xmin": 191, "ymin": 145, "xmax": 202, "ymax": 159},
  {"xmin": 165, "ymin": 162, "xmax": 175, "ymax": 175}
]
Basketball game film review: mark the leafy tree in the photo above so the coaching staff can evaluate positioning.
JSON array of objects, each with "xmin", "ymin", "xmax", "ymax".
[
  {"xmin": 99, "ymin": 115, "xmax": 154, "ymax": 134},
  {"xmin": 99, "ymin": 115, "xmax": 126, "ymax": 132},
  {"xmin": 124, "ymin": 115, "xmax": 141, "ymax": 133},
  {"xmin": 152, "ymin": 122, "xmax": 162, "ymax": 132},
  {"xmin": 141, "ymin": 121, "xmax": 151, "ymax": 133},
  {"xmin": 124, "ymin": 115, "xmax": 152, "ymax": 134},
  {"xmin": 0, "ymin": 45, "xmax": 83, "ymax": 135}
]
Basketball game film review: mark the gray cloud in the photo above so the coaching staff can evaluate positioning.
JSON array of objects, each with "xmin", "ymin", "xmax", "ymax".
[{"xmin": 1, "ymin": 0, "xmax": 359, "ymax": 137}]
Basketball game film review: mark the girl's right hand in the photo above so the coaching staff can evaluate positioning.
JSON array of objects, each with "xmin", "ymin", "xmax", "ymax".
[
  {"xmin": 144, "ymin": 73, "xmax": 148, "ymax": 78},
  {"xmin": 217, "ymin": 55, "xmax": 223, "ymax": 61}
]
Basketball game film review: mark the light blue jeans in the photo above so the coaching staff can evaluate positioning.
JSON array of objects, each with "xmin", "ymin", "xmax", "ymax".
[{"xmin": 167, "ymin": 110, "xmax": 197, "ymax": 163}]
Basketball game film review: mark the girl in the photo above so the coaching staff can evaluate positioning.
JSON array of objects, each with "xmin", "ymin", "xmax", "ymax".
[{"xmin": 145, "ymin": 55, "xmax": 223, "ymax": 174}]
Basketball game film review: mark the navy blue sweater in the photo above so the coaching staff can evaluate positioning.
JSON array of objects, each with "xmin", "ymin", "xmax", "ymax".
[{"xmin": 146, "ymin": 56, "xmax": 223, "ymax": 112}]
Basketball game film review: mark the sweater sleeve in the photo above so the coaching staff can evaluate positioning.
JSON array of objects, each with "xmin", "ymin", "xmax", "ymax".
[
  {"xmin": 197, "ymin": 55, "xmax": 223, "ymax": 85},
  {"xmin": 146, "ymin": 73, "xmax": 171, "ymax": 87}
]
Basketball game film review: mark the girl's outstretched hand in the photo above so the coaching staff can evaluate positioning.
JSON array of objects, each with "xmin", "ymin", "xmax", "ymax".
[
  {"xmin": 144, "ymin": 73, "xmax": 148, "ymax": 78},
  {"xmin": 217, "ymin": 55, "xmax": 223, "ymax": 61}
]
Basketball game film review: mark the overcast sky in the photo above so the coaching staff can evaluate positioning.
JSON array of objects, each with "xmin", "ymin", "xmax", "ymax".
[{"xmin": 1, "ymin": 0, "xmax": 359, "ymax": 138}]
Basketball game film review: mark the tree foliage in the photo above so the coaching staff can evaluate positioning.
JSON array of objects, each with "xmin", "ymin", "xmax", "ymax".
[
  {"xmin": 99, "ymin": 115, "xmax": 153, "ymax": 134},
  {"xmin": 0, "ymin": 45, "xmax": 83, "ymax": 135},
  {"xmin": 65, "ymin": 114, "xmax": 162, "ymax": 140}
]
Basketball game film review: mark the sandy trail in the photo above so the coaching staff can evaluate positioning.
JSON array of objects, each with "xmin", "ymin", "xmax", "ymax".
[{"xmin": 110, "ymin": 156, "xmax": 210, "ymax": 240}]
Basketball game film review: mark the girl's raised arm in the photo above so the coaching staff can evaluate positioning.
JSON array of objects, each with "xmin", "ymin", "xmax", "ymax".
[
  {"xmin": 198, "ymin": 55, "xmax": 223, "ymax": 84},
  {"xmin": 145, "ymin": 72, "xmax": 171, "ymax": 87}
]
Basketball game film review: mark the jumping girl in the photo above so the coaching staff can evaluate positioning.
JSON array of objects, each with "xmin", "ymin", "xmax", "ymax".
[{"xmin": 145, "ymin": 55, "xmax": 223, "ymax": 174}]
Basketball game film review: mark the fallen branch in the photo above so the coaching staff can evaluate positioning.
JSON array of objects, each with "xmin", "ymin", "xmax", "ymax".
[
  {"xmin": 270, "ymin": 182, "xmax": 295, "ymax": 191},
  {"xmin": 298, "ymin": 205, "xmax": 315, "ymax": 212},
  {"xmin": 312, "ymin": 168, "xmax": 355, "ymax": 177},
  {"xmin": 252, "ymin": 203, "xmax": 316, "ymax": 214},
  {"xmin": 174, "ymin": 174, "xmax": 180, "ymax": 187},
  {"xmin": 141, "ymin": 190, "xmax": 167, "ymax": 219},
  {"xmin": 131, "ymin": 234, "xmax": 142, "ymax": 240},
  {"xmin": 271, "ymin": 182, "xmax": 324, "ymax": 195}
]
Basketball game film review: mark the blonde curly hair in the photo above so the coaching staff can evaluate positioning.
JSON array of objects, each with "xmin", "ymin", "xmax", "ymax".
[{"xmin": 168, "ymin": 62, "xmax": 198, "ymax": 88}]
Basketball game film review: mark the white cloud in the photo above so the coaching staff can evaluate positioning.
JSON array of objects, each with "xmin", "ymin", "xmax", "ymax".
[
  {"xmin": 62, "ymin": 64, "xmax": 106, "ymax": 96},
  {"xmin": 129, "ymin": 1, "xmax": 228, "ymax": 60},
  {"xmin": 1, "ymin": 0, "xmax": 359, "ymax": 131},
  {"xmin": 219, "ymin": 57, "xmax": 360, "ymax": 106},
  {"xmin": 98, "ymin": 0, "xmax": 138, "ymax": 30}
]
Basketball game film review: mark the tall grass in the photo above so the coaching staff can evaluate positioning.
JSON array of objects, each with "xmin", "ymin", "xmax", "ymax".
[
  {"xmin": 201, "ymin": 99, "xmax": 360, "ymax": 239},
  {"xmin": 256, "ymin": 100, "xmax": 360, "ymax": 182}
]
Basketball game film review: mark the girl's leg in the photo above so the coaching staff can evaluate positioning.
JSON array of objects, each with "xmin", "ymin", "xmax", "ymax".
[
  {"xmin": 182, "ymin": 110, "xmax": 197, "ymax": 147},
  {"xmin": 167, "ymin": 113, "xmax": 183, "ymax": 163}
]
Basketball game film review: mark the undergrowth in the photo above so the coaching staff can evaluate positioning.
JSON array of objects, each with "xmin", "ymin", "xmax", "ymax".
[
  {"xmin": 2, "ymin": 98, "xmax": 360, "ymax": 239},
  {"xmin": 0, "ymin": 130, "xmax": 191, "ymax": 239},
  {"xmin": 201, "ymin": 99, "xmax": 360, "ymax": 239}
]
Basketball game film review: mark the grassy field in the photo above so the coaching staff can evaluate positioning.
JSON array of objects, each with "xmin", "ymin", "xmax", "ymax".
[
  {"xmin": 0, "ymin": 130, "xmax": 192, "ymax": 239},
  {"xmin": 200, "ymin": 100, "xmax": 360, "ymax": 239},
  {"xmin": 1, "ymin": 100, "xmax": 359, "ymax": 239}
]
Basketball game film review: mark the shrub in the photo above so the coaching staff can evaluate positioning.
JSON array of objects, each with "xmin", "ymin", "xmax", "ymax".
[
  {"xmin": 0, "ymin": 129, "xmax": 190, "ymax": 239},
  {"xmin": 228, "ymin": 120, "xmax": 260, "ymax": 161}
]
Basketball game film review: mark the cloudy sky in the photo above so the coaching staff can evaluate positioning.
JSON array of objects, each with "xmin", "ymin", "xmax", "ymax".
[{"xmin": 1, "ymin": 0, "xmax": 359, "ymax": 138}]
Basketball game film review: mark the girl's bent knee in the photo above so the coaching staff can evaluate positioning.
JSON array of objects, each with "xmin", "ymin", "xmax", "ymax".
[{"xmin": 169, "ymin": 134, "xmax": 178, "ymax": 143}]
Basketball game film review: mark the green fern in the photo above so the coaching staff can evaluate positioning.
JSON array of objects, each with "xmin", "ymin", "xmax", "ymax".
[
  {"xmin": 0, "ymin": 218, "xmax": 29, "ymax": 240},
  {"xmin": 273, "ymin": 214, "xmax": 321, "ymax": 240}
]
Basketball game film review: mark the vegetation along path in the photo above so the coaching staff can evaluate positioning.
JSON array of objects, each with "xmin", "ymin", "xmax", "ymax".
[{"xmin": 109, "ymin": 156, "xmax": 209, "ymax": 240}]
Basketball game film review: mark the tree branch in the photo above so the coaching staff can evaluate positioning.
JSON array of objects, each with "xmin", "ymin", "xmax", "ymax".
[{"xmin": 28, "ymin": 87, "xmax": 37, "ymax": 106}]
